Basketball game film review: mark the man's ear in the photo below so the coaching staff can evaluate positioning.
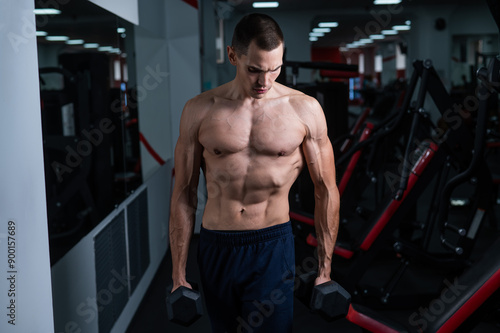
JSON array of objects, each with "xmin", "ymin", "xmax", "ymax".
[{"xmin": 227, "ymin": 46, "xmax": 237, "ymax": 65}]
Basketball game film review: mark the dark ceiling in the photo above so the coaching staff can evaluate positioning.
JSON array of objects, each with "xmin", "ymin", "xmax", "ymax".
[
  {"xmin": 220, "ymin": 0, "xmax": 493, "ymax": 47},
  {"xmin": 35, "ymin": 0, "xmax": 498, "ymax": 51}
]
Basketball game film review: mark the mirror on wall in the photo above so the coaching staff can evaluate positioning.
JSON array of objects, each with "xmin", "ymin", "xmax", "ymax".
[{"xmin": 35, "ymin": 1, "xmax": 141, "ymax": 264}]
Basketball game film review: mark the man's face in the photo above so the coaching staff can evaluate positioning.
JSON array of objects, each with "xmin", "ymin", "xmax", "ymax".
[{"xmin": 229, "ymin": 40, "xmax": 283, "ymax": 99}]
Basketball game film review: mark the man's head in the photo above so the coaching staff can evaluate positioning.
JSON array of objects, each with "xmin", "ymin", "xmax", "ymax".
[
  {"xmin": 228, "ymin": 13, "xmax": 284, "ymax": 99},
  {"xmin": 231, "ymin": 13, "xmax": 284, "ymax": 57}
]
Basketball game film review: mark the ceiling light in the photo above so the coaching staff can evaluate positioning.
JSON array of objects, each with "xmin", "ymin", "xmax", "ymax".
[
  {"xmin": 313, "ymin": 28, "xmax": 331, "ymax": 33},
  {"xmin": 45, "ymin": 36, "xmax": 69, "ymax": 41},
  {"xmin": 318, "ymin": 22, "xmax": 339, "ymax": 28},
  {"xmin": 360, "ymin": 38, "xmax": 373, "ymax": 43},
  {"xmin": 374, "ymin": 0, "xmax": 401, "ymax": 4},
  {"xmin": 370, "ymin": 34, "xmax": 385, "ymax": 40},
  {"xmin": 252, "ymin": 2, "xmax": 279, "ymax": 8},
  {"xmin": 117, "ymin": 27, "xmax": 126, "ymax": 33},
  {"xmin": 381, "ymin": 29, "xmax": 398, "ymax": 35},
  {"xmin": 34, "ymin": 8, "xmax": 61, "ymax": 15},
  {"xmin": 83, "ymin": 43, "xmax": 99, "ymax": 48},
  {"xmin": 66, "ymin": 39, "xmax": 85, "ymax": 45},
  {"xmin": 405, "ymin": 20, "xmax": 411, "ymax": 25},
  {"xmin": 393, "ymin": 25, "xmax": 411, "ymax": 31},
  {"xmin": 98, "ymin": 46, "xmax": 114, "ymax": 52},
  {"xmin": 36, "ymin": 31, "xmax": 48, "ymax": 37},
  {"xmin": 309, "ymin": 32, "xmax": 324, "ymax": 37},
  {"xmin": 309, "ymin": 37, "xmax": 318, "ymax": 42}
]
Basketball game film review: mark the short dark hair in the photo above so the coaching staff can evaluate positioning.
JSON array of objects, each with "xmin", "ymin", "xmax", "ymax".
[{"xmin": 231, "ymin": 13, "xmax": 284, "ymax": 56}]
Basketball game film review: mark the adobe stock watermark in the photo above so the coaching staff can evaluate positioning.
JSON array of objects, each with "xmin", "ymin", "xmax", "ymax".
[
  {"xmin": 353, "ymin": 3, "xmax": 405, "ymax": 42},
  {"xmin": 7, "ymin": 0, "xmax": 72, "ymax": 53},
  {"xmin": 56, "ymin": 267, "xmax": 135, "ymax": 333},
  {"xmin": 384, "ymin": 78, "xmax": 500, "ymax": 191},
  {"xmin": 51, "ymin": 64, "xmax": 169, "ymax": 183},
  {"xmin": 408, "ymin": 277, "xmax": 467, "ymax": 331},
  {"xmin": 341, "ymin": 2, "xmax": 407, "ymax": 58}
]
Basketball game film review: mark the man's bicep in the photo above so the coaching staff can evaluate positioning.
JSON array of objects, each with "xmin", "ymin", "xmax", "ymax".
[
  {"xmin": 302, "ymin": 101, "xmax": 336, "ymax": 186},
  {"xmin": 173, "ymin": 103, "xmax": 203, "ymax": 190},
  {"xmin": 303, "ymin": 135, "xmax": 336, "ymax": 187}
]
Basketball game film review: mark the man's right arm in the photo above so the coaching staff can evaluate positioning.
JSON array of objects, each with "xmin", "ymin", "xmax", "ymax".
[{"xmin": 169, "ymin": 99, "xmax": 203, "ymax": 292}]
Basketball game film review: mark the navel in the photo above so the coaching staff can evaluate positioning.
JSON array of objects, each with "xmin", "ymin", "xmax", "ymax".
[
  {"xmin": 278, "ymin": 151, "xmax": 286, "ymax": 156},
  {"xmin": 214, "ymin": 148, "xmax": 222, "ymax": 155},
  {"xmin": 240, "ymin": 208, "xmax": 245, "ymax": 213}
]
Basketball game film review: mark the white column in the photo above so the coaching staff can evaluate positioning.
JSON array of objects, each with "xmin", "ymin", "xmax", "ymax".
[{"xmin": 0, "ymin": 0, "xmax": 54, "ymax": 332}]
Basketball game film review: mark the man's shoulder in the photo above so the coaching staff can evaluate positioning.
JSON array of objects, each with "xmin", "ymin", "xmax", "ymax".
[
  {"xmin": 185, "ymin": 83, "xmax": 231, "ymax": 110},
  {"xmin": 277, "ymin": 84, "xmax": 322, "ymax": 117}
]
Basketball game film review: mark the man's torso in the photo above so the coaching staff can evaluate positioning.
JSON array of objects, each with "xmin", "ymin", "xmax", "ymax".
[{"xmin": 196, "ymin": 83, "xmax": 311, "ymax": 230}]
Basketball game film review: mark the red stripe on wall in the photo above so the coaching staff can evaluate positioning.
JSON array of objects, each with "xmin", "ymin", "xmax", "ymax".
[{"xmin": 182, "ymin": 0, "xmax": 198, "ymax": 9}]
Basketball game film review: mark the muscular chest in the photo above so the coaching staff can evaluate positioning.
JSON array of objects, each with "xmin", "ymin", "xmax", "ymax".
[{"xmin": 199, "ymin": 107, "xmax": 305, "ymax": 157}]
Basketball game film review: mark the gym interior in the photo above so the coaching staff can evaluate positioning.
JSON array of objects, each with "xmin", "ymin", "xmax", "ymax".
[{"xmin": 1, "ymin": 0, "xmax": 500, "ymax": 332}]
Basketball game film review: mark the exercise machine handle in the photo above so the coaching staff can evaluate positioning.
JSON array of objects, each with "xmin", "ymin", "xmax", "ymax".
[{"xmin": 395, "ymin": 60, "xmax": 432, "ymax": 200}]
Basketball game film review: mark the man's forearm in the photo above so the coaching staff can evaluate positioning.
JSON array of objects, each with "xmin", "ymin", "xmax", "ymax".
[
  {"xmin": 314, "ymin": 187, "xmax": 339, "ymax": 280},
  {"xmin": 169, "ymin": 193, "xmax": 198, "ymax": 285}
]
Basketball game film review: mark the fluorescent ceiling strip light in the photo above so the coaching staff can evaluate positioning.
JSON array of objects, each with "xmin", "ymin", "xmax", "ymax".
[
  {"xmin": 309, "ymin": 32, "xmax": 324, "ymax": 37},
  {"xmin": 313, "ymin": 28, "xmax": 331, "ymax": 33},
  {"xmin": 252, "ymin": 2, "xmax": 279, "ymax": 8},
  {"xmin": 309, "ymin": 37, "xmax": 318, "ymax": 42},
  {"xmin": 370, "ymin": 34, "xmax": 385, "ymax": 40},
  {"xmin": 117, "ymin": 27, "xmax": 126, "ymax": 33},
  {"xmin": 45, "ymin": 36, "xmax": 69, "ymax": 41},
  {"xmin": 36, "ymin": 31, "xmax": 48, "ymax": 37},
  {"xmin": 318, "ymin": 22, "xmax": 339, "ymax": 28},
  {"xmin": 34, "ymin": 8, "xmax": 61, "ymax": 15},
  {"xmin": 374, "ymin": 0, "xmax": 401, "ymax": 4},
  {"xmin": 83, "ymin": 43, "xmax": 99, "ymax": 48},
  {"xmin": 381, "ymin": 30, "xmax": 398, "ymax": 35},
  {"xmin": 66, "ymin": 39, "xmax": 85, "ymax": 45},
  {"xmin": 98, "ymin": 46, "xmax": 114, "ymax": 52},
  {"xmin": 360, "ymin": 38, "xmax": 373, "ymax": 43},
  {"xmin": 393, "ymin": 25, "xmax": 411, "ymax": 31}
]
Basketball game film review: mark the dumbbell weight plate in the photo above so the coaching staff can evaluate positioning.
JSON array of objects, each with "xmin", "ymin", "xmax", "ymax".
[
  {"xmin": 310, "ymin": 280, "xmax": 351, "ymax": 321},
  {"xmin": 166, "ymin": 284, "xmax": 203, "ymax": 326}
]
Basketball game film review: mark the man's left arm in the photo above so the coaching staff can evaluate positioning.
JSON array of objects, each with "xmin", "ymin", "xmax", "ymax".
[{"xmin": 300, "ymin": 97, "xmax": 340, "ymax": 285}]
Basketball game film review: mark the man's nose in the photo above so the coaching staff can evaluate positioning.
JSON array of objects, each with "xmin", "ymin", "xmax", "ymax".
[{"xmin": 258, "ymin": 72, "xmax": 270, "ymax": 86}]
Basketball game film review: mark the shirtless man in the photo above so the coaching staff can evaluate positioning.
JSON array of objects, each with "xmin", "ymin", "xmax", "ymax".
[{"xmin": 169, "ymin": 13, "xmax": 340, "ymax": 332}]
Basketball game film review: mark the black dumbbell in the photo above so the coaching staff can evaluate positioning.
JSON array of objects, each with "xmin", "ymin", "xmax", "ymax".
[
  {"xmin": 296, "ymin": 271, "xmax": 351, "ymax": 321},
  {"xmin": 166, "ymin": 282, "xmax": 203, "ymax": 326}
]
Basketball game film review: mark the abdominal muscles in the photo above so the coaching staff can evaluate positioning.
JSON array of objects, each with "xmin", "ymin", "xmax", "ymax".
[{"xmin": 202, "ymin": 151, "xmax": 303, "ymax": 230}]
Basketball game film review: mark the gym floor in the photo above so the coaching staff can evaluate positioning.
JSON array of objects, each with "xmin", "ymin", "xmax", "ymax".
[{"xmin": 126, "ymin": 235, "xmax": 363, "ymax": 333}]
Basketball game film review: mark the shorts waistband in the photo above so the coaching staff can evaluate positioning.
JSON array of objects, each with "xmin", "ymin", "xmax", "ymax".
[{"xmin": 200, "ymin": 221, "xmax": 292, "ymax": 246}]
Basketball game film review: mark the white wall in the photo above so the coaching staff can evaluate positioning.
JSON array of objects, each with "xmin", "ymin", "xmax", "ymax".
[
  {"xmin": 90, "ymin": 0, "xmax": 139, "ymax": 25},
  {"xmin": 136, "ymin": 0, "xmax": 201, "ymax": 181},
  {"xmin": 165, "ymin": 0, "xmax": 202, "ymax": 153},
  {"xmin": 0, "ymin": 0, "xmax": 54, "ymax": 332}
]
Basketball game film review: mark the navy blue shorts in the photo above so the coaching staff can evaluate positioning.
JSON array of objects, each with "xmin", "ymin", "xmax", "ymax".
[{"xmin": 197, "ymin": 222, "xmax": 295, "ymax": 333}]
